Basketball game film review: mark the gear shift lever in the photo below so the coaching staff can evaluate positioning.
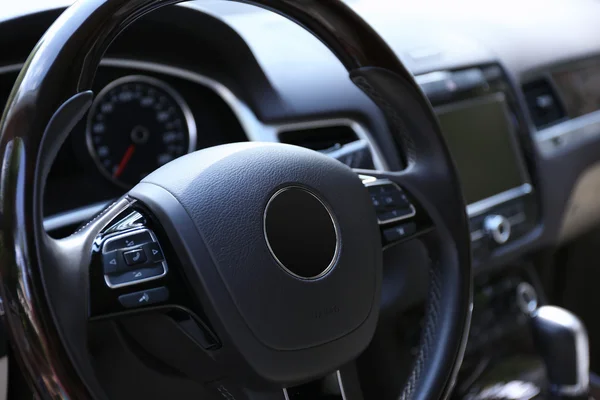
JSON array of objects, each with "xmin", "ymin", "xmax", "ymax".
[
  {"xmin": 530, "ymin": 305, "xmax": 590, "ymax": 399},
  {"xmin": 516, "ymin": 283, "xmax": 590, "ymax": 399}
]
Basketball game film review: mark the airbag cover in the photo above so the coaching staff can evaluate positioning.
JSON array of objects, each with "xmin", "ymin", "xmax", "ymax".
[{"xmin": 138, "ymin": 143, "xmax": 381, "ymax": 351}]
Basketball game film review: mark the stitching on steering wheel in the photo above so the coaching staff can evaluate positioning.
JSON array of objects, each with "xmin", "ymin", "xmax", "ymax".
[
  {"xmin": 351, "ymin": 72, "xmax": 443, "ymax": 400},
  {"xmin": 401, "ymin": 264, "xmax": 442, "ymax": 400},
  {"xmin": 72, "ymin": 200, "xmax": 119, "ymax": 235}
]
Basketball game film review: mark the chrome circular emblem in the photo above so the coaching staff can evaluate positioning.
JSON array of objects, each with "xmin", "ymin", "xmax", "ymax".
[{"xmin": 264, "ymin": 187, "xmax": 340, "ymax": 280}]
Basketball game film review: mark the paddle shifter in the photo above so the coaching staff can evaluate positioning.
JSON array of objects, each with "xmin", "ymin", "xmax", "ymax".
[{"xmin": 529, "ymin": 303, "xmax": 590, "ymax": 399}]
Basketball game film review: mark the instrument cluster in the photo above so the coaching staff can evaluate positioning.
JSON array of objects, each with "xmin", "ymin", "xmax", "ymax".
[
  {"xmin": 87, "ymin": 75, "xmax": 197, "ymax": 188},
  {"xmin": 44, "ymin": 63, "xmax": 248, "ymax": 216}
]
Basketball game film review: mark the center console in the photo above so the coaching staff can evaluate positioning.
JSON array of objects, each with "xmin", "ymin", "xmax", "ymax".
[
  {"xmin": 418, "ymin": 66, "xmax": 595, "ymax": 399},
  {"xmin": 454, "ymin": 265, "xmax": 544, "ymax": 399},
  {"xmin": 454, "ymin": 264, "xmax": 597, "ymax": 400},
  {"xmin": 417, "ymin": 65, "xmax": 538, "ymax": 264}
]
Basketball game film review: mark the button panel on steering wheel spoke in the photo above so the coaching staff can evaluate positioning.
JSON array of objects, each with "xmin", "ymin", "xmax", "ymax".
[
  {"xmin": 364, "ymin": 178, "xmax": 426, "ymax": 245},
  {"xmin": 366, "ymin": 180, "xmax": 416, "ymax": 225},
  {"xmin": 102, "ymin": 228, "xmax": 167, "ymax": 288},
  {"xmin": 89, "ymin": 209, "xmax": 211, "ymax": 330}
]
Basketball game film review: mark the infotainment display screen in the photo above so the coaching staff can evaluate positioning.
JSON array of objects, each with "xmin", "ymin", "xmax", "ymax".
[{"xmin": 435, "ymin": 93, "xmax": 529, "ymax": 205}]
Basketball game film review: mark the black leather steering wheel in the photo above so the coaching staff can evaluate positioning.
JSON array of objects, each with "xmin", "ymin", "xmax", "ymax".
[{"xmin": 0, "ymin": 1, "xmax": 472, "ymax": 399}]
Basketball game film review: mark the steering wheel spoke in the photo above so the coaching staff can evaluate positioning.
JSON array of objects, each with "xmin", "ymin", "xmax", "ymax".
[
  {"xmin": 199, "ymin": 381, "xmax": 289, "ymax": 400},
  {"xmin": 335, "ymin": 363, "xmax": 366, "ymax": 400},
  {"xmin": 357, "ymin": 169, "xmax": 435, "ymax": 247},
  {"xmin": 84, "ymin": 199, "xmax": 222, "ymax": 349},
  {"xmin": 282, "ymin": 364, "xmax": 364, "ymax": 400}
]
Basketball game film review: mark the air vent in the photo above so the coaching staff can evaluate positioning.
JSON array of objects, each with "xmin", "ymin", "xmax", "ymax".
[
  {"xmin": 278, "ymin": 125, "xmax": 358, "ymax": 152},
  {"xmin": 522, "ymin": 78, "xmax": 565, "ymax": 128}
]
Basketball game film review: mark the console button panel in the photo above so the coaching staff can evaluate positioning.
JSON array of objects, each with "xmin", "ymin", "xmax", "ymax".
[
  {"xmin": 466, "ymin": 272, "xmax": 536, "ymax": 354},
  {"xmin": 469, "ymin": 194, "xmax": 537, "ymax": 264}
]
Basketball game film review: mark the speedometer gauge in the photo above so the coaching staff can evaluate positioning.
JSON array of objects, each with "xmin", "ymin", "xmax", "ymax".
[{"xmin": 86, "ymin": 75, "xmax": 197, "ymax": 188}]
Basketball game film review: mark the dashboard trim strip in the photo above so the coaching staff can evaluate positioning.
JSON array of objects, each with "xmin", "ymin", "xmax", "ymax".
[
  {"xmin": 0, "ymin": 64, "xmax": 22, "ymax": 75},
  {"xmin": 100, "ymin": 59, "xmax": 388, "ymax": 170},
  {"xmin": 467, "ymin": 183, "xmax": 533, "ymax": 217},
  {"xmin": 0, "ymin": 61, "xmax": 388, "ymax": 171},
  {"xmin": 535, "ymin": 109, "xmax": 600, "ymax": 156}
]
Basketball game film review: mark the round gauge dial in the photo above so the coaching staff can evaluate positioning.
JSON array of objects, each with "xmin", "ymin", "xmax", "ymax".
[{"xmin": 86, "ymin": 75, "xmax": 197, "ymax": 188}]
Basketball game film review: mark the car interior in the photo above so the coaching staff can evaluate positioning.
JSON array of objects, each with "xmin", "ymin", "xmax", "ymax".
[{"xmin": 1, "ymin": 0, "xmax": 600, "ymax": 399}]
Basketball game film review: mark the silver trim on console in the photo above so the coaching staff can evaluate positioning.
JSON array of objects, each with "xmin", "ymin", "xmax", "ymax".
[
  {"xmin": 466, "ymin": 183, "xmax": 533, "ymax": 217},
  {"xmin": 470, "ymin": 229, "xmax": 485, "ymax": 242},
  {"xmin": 483, "ymin": 214, "xmax": 511, "ymax": 244},
  {"xmin": 270, "ymin": 117, "xmax": 387, "ymax": 171},
  {"xmin": 516, "ymin": 282, "xmax": 538, "ymax": 316},
  {"xmin": 414, "ymin": 70, "xmax": 452, "ymax": 86},
  {"xmin": 508, "ymin": 212, "xmax": 527, "ymax": 226},
  {"xmin": 535, "ymin": 108, "xmax": 600, "ymax": 156},
  {"xmin": 0, "ymin": 64, "xmax": 23, "ymax": 76}
]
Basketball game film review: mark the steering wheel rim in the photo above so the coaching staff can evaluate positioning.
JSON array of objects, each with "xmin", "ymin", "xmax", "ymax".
[{"xmin": 0, "ymin": 1, "xmax": 472, "ymax": 399}]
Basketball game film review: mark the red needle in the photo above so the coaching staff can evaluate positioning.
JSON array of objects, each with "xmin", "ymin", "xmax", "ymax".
[{"xmin": 113, "ymin": 144, "xmax": 135, "ymax": 178}]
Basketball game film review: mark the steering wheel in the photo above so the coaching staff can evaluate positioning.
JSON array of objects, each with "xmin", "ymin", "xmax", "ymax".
[{"xmin": 0, "ymin": 1, "xmax": 472, "ymax": 399}]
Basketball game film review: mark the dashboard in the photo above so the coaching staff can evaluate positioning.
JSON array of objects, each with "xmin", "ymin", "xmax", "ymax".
[
  {"xmin": 19, "ymin": 58, "xmax": 383, "ymax": 230},
  {"xmin": 2, "ymin": 0, "xmax": 600, "ymax": 273}
]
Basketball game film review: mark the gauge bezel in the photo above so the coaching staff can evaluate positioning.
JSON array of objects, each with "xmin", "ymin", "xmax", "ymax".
[{"xmin": 86, "ymin": 74, "xmax": 197, "ymax": 189}]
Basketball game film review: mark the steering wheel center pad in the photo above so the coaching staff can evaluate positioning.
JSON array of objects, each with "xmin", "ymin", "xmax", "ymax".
[{"xmin": 130, "ymin": 142, "xmax": 382, "ymax": 380}]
